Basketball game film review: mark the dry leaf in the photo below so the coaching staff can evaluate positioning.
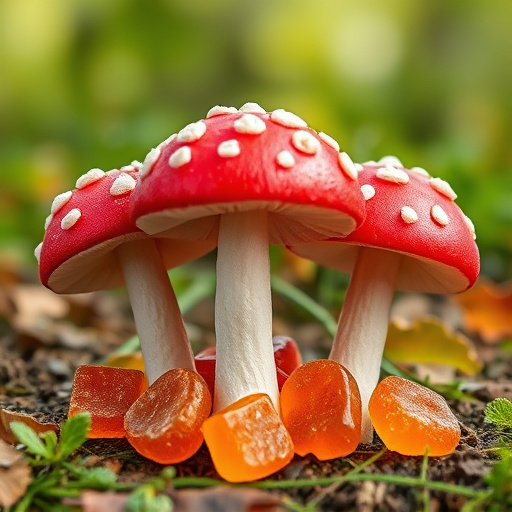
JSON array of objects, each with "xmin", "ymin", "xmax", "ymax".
[
  {"xmin": 10, "ymin": 284, "xmax": 69, "ymax": 323},
  {"xmin": 0, "ymin": 409, "xmax": 59, "ymax": 445},
  {"xmin": 67, "ymin": 491, "xmax": 128, "ymax": 512},
  {"xmin": 383, "ymin": 317, "xmax": 482, "ymax": 375},
  {"xmin": 173, "ymin": 486, "xmax": 283, "ymax": 512},
  {"xmin": 454, "ymin": 278, "xmax": 512, "ymax": 344},
  {"xmin": 0, "ymin": 438, "xmax": 31, "ymax": 507}
]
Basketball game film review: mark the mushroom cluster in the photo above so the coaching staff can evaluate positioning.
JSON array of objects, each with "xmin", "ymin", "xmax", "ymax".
[{"xmin": 35, "ymin": 104, "xmax": 479, "ymax": 481}]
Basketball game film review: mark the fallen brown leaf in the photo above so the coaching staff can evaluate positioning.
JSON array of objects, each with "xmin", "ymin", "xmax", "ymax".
[
  {"xmin": 0, "ymin": 409, "xmax": 59, "ymax": 445},
  {"xmin": 454, "ymin": 278, "xmax": 512, "ymax": 343},
  {"xmin": 0, "ymin": 438, "xmax": 31, "ymax": 507},
  {"xmin": 68, "ymin": 491, "xmax": 128, "ymax": 512},
  {"xmin": 173, "ymin": 486, "xmax": 283, "ymax": 512}
]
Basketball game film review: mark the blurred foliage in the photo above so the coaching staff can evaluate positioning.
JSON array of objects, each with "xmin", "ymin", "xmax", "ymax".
[{"xmin": 0, "ymin": 0, "xmax": 511, "ymax": 279}]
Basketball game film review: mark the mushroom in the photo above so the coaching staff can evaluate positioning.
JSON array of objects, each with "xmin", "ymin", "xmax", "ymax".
[
  {"xmin": 36, "ymin": 164, "xmax": 216, "ymax": 384},
  {"xmin": 131, "ymin": 102, "xmax": 366, "ymax": 412},
  {"xmin": 289, "ymin": 156, "xmax": 480, "ymax": 442}
]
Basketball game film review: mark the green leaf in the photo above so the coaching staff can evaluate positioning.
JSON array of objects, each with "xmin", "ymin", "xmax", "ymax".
[
  {"xmin": 10, "ymin": 421, "xmax": 53, "ymax": 459},
  {"xmin": 126, "ymin": 485, "xmax": 173, "ymax": 512},
  {"xmin": 40, "ymin": 430, "xmax": 58, "ymax": 454},
  {"xmin": 485, "ymin": 398, "xmax": 512, "ymax": 429},
  {"xmin": 57, "ymin": 413, "xmax": 91, "ymax": 459},
  {"xmin": 485, "ymin": 451, "xmax": 512, "ymax": 504},
  {"xmin": 76, "ymin": 467, "xmax": 118, "ymax": 488}
]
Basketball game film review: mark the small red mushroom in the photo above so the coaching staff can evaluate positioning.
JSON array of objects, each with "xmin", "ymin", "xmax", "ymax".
[
  {"xmin": 36, "ymin": 164, "xmax": 216, "ymax": 384},
  {"xmin": 290, "ymin": 156, "xmax": 479, "ymax": 442},
  {"xmin": 131, "ymin": 102, "xmax": 365, "ymax": 413}
]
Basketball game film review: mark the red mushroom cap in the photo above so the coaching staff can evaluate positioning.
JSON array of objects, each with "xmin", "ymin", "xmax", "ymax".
[
  {"xmin": 37, "ymin": 165, "xmax": 215, "ymax": 293},
  {"xmin": 132, "ymin": 104, "xmax": 365, "ymax": 243},
  {"xmin": 290, "ymin": 159, "xmax": 480, "ymax": 293}
]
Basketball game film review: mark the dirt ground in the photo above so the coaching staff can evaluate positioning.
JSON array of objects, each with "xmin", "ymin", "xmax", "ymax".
[{"xmin": 0, "ymin": 269, "xmax": 510, "ymax": 511}]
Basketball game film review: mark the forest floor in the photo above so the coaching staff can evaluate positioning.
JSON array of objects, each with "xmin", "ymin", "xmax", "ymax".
[{"xmin": 1, "ymin": 263, "xmax": 511, "ymax": 511}]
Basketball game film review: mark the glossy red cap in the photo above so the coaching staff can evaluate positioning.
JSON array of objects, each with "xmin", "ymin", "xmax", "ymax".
[
  {"xmin": 132, "ymin": 103, "xmax": 366, "ymax": 244},
  {"xmin": 290, "ymin": 158, "xmax": 480, "ymax": 293},
  {"xmin": 37, "ymin": 165, "xmax": 215, "ymax": 293}
]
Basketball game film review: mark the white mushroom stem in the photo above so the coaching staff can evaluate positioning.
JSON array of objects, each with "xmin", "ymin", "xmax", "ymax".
[
  {"xmin": 214, "ymin": 210, "xmax": 279, "ymax": 412},
  {"xmin": 330, "ymin": 247, "xmax": 402, "ymax": 443},
  {"xmin": 116, "ymin": 238, "xmax": 195, "ymax": 385}
]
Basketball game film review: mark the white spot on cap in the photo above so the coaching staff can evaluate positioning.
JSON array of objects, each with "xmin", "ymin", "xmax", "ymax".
[
  {"xmin": 378, "ymin": 155, "xmax": 403, "ymax": 168},
  {"xmin": 239, "ymin": 102, "xmax": 266, "ymax": 114},
  {"xmin": 355, "ymin": 163, "xmax": 364, "ymax": 172},
  {"xmin": 276, "ymin": 150, "xmax": 295, "ymax": 168},
  {"xmin": 292, "ymin": 130, "xmax": 320, "ymax": 155},
  {"xmin": 361, "ymin": 184, "xmax": 375, "ymax": 200},
  {"xmin": 76, "ymin": 168, "xmax": 105, "ymax": 189},
  {"xmin": 140, "ymin": 147, "xmax": 161, "ymax": 179},
  {"xmin": 34, "ymin": 242, "xmax": 42, "ymax": 263},
  {"xmin": 234, "ymin": 114, "xmax": 267, "ymax": 134},
  {"xmin": 362, "ymin": 160, "xmax": 378, "ymax": 166},
  {"xmin": 206, "ymin": 105, "xmax": 238, "ymax": 118},
  {"xmin": 169, "ymin": 146, "xmax": 192, "ymax": 168},
  {"xmin": 410, "ymin": 166, "xmax": 430, "ymax": 178},
  {"xmin": 430, "ymin": 177, "xmax": 457, "ymax": 200},
  {"xmin": 218, "ymin": 139, "xmax": 240, "ymax": 158},
  {"xmin": 271, "ymin": 109, "xmax": 308, "ymax": 129},
  {"xmin": 51, "ymin": 191, "xmax": 72, "ymax": 214},
  {"xmin": 61, "ymin": 208, "xmax": 81, "ymax": 230},
  {"xmin": 318, "ymin": 132, "xmax": 340, "ymax": 152},
  {"xmin": 401, "ymin": 205, "xmax": 418, "ymax": 224},
  {"xmin": 376, "ymin": 166, "xmax": 409, "ymax": 184},
  {"xmin": 431, "ymin": 205, "xmax": 449, "ymax": 226},
  {"xmin": 338, "ymin": 152, "xmax": 358, "ymax": 180},
  {"xmin": 110, "ymin": 173, "xmax": 136, "ymax": 196},
  {"xmin": 44, "ymin": 214, "xmax": 53, "ymax": 230},
  {"xmin": 177, "ymin": 121, "xmax": 207, "ymax": 143},
  {"xmin": 464, "ymin": 215, "xmax": 476, "ymax": 240},
  {"xmin": 131, "ymin": 160, "xmax": 143, "ymax": 169}
]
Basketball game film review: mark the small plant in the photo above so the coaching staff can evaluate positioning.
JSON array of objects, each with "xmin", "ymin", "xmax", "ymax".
[
  {"xmin": 484, "ymin": 397, "xmax": 512, "ymax": 431},
  {"xmin": 8, "ymin": 413, "xmax": 174, "ymax": 511}
]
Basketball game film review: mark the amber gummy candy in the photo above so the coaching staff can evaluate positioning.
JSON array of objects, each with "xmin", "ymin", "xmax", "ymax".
[
  {"xmin": 68, "ymin": 365, "xmax": 146, "ymax": 438},
  {"xmin": 202, "ymin": 393, "xmax": 294, "ymax": 482},
  {"xmin": 368, "ymin": 376, "xmax": 460, "ymax": 456},
  {"xmin": 124, "ymin": 368, "xmax": 211, "ymax": 464},
  {"xmin": 280, "ymin": 359, "xmax": 362, "ymax": 460}
]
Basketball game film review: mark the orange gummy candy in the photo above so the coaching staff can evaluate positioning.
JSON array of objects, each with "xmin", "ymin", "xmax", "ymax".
[
  {"xmin": 202, "ymin": 393, "xmax": 294, "ymax": 482},
  {"xmin": 280, "ymin": 360, "xmax": 362, "ymax": 460},
  {"xmin": 368, "ymin": 376, "xmax": 460, "ymax": 456},
  {"xmin": 68, "ymin": 365, "xmax": 146, "ymax": 438},
  {"xmin": 124, "ymin": 368, "xmax": 211, "ymax": 464}
]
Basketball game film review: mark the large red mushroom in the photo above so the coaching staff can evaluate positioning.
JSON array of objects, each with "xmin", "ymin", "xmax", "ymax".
[
  {"xmin": 36, "ymin": 163, "xmax": 216, "ymax": 384},
  {"xmin": 290, "ymin": 156, "xmax": 479, "ymax": 442},
  {"xmin": 131, "ymin": 102, "xmax": 366, "ymax": 413}
]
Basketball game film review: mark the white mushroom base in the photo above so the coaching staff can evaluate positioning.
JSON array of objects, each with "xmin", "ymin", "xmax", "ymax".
[
  {"xmin": 330, "ymin": 247, "xmax": 401, "ymax": 444},
  {"xmin": 117, "ymin": 238, "xmax": 195, "ymax": 385},
  {"xmin": 214, "ymin": 210, "xmax": 279, "ymax": 412}
]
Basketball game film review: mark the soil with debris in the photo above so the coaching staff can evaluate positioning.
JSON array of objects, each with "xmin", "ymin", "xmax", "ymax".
[{"xmin": 0, "ymin": 267, "xmax": 510, "ymax": 511}]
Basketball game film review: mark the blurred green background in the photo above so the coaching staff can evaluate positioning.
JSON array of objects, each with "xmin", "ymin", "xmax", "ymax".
[{"xmin": 0, "ymin": 0, "xmax": 511, "ymax": 280}]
